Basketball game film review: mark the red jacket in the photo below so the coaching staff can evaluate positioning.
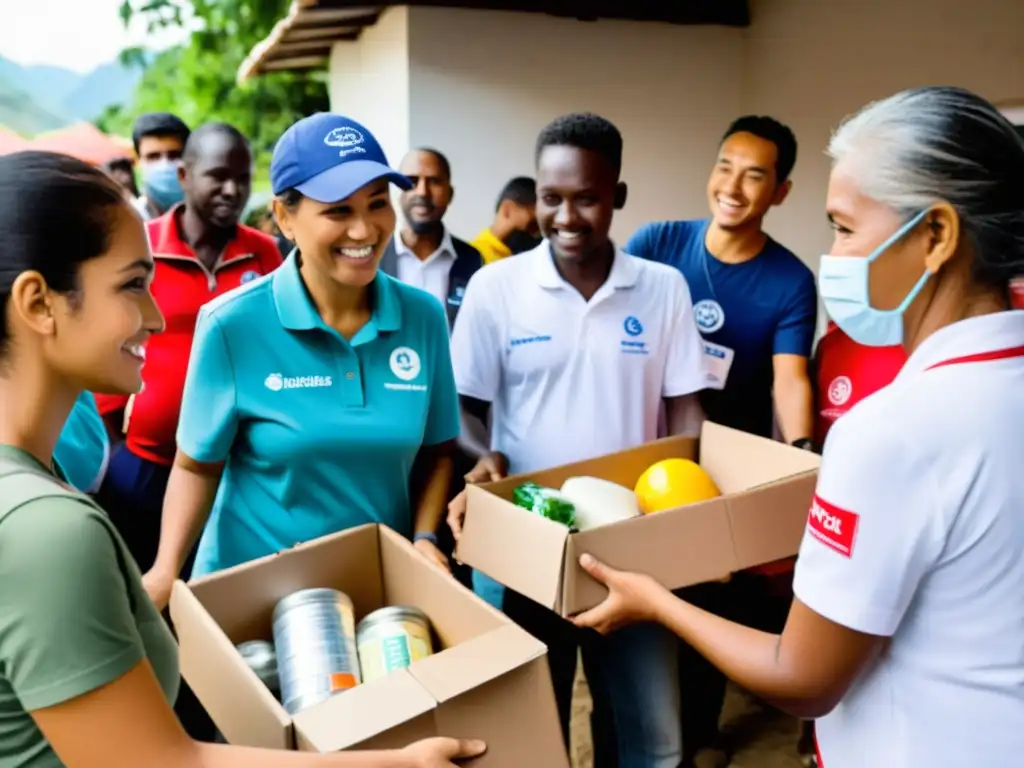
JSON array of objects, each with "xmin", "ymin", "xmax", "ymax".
[{"xmin": 95, "ymin": 207, "xmax": 283, "ymax": 465}]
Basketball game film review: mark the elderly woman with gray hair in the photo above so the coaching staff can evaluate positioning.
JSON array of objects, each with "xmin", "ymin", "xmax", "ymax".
[{"xmin": 572, "ymin": 85, "xmax": 1024, "ymax": 768}]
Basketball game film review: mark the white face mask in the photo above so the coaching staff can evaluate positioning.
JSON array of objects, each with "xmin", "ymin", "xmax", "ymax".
[{"xmin": 817, "ymin": 209, "xmax": 931, "ymax": 347}]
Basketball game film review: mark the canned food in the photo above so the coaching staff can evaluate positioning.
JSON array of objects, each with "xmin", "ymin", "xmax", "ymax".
[
  {"xmin": 236, "ymin": 639, "xmax": 280, "ymax": 696},
  {"xmin": 356, "ymin": 605, "xmax": 434, "ymax": 683},
  {"xmin": 272, "ymin": 588, "xmax": 361, "ymax": 715}
]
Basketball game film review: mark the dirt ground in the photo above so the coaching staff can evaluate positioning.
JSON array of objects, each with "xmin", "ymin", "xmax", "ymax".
[{"xmin": 569, "ymin": 665, "xmax": 804, "ymax": 768}]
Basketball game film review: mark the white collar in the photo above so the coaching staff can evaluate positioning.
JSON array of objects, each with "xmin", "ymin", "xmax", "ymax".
[
  {"xmin": 529, "ymin": 239, "xmax": 640, "ymax": 290},
  {"xmin": 394, "ymin": 228, "xmax": 456, "ymax": 262},
  {"xmin": 898, "ymin": 310, "xmax": 1024, "ymax": 379}
]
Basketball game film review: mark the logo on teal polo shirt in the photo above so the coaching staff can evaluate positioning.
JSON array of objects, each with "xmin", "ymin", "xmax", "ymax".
[
  {"xmin": 385, "ymin": 347, "xmax": 426, "ymax": 392},
  {"xmin": 264, "ymin": 372, "xmax": 334, "ymax": 391}
]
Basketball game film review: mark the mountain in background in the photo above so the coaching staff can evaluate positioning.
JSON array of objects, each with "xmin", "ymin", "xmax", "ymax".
[{"xmin": 0, "ymin": 55, "xmax": 140, "ymax": 135}]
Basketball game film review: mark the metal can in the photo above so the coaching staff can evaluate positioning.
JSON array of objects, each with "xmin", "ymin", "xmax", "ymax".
[
  {"xmin": 356, "ymin": 605, "xmax": 434, "ymax": 683},
  {"xmin": 236, "ymin": 639, "xmax": 280, "ymax": 697},
  {"xmin": 272, "ymin": 588, "xmax": 361, "ymax": 715}
]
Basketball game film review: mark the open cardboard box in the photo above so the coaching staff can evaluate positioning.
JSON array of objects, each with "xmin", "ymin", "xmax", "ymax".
[
  {"xmin": 170, "ymin": 524, "xmax": 568, "ymax": 767},
  {"xmin": 455, "ymin": 421, "xmax": 821, "ymax": 617}
]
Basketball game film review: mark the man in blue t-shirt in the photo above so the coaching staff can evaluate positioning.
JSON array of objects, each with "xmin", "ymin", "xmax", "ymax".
[
  {"xmin": 627, "ymin": 115, "xmax": 818, "ymax": 768},
  {"xmin": 626, "ymin": 115, "xmax": 816, "ymax": 443}
]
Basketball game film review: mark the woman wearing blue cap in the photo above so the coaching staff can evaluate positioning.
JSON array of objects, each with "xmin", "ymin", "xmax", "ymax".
[{"xmin": 143, "ymin": 113, "xmax": 461, "ymax": 604}]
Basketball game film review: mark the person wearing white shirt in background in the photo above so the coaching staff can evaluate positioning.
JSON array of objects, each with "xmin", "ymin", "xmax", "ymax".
[
  {"xmin": 446, "ymin": 113, "xmax": 707, "ymax": 768},
  {"xmin": 572, "ymin": 85, "xmax": 1024, "ymax": 768},
  {"xmin": 378, "ymin": 148, "xmax": 484, "ymax": 329}
]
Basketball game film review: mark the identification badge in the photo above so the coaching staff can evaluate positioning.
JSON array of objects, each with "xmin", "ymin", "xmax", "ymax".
[{"xmin": 702, "ymin": 342, "xmax": 734, "ymax": 390}]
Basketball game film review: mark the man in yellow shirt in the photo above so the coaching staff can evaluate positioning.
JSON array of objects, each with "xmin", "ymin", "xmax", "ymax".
[{"xmin": 471, "ymin": 176, "xmax": 540, "ymax": 263}]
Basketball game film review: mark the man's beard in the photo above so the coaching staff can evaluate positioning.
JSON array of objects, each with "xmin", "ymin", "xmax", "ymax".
[{"xmin": 408, "ymin": 219, "xmax": 443, "ymax": 237}]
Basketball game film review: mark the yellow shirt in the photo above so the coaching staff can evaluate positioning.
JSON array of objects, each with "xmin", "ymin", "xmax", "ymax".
[{"xmin": 471, "ymin": 228, "xmax": 511, "ymax": 265}]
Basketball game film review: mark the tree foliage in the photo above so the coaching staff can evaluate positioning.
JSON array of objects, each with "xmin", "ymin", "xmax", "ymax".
[{"xmin": 98, "ymin": 0, "xmax": 329, "ymax": 181}]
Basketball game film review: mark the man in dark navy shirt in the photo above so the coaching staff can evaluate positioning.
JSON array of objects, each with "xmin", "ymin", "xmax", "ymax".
[
  {"xmin": 628, "ymin": 116, "xmax": 818, "ymax": 768},
  {"xmin": 627, "ymin": 116, "xmax": 817, "ymax": 442}
]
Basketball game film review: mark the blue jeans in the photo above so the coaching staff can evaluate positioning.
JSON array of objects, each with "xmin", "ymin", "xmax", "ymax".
[{"xmin": 502, "ymin": 587, "xmax": 682, "ymax": 768}]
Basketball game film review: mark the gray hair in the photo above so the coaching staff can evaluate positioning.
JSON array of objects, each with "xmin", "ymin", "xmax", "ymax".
[{"xmin": 828, "ymin": 86, "xmax": 1024, "ymax": 290}]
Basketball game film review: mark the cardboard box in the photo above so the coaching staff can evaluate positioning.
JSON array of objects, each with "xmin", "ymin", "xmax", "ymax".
[
  {"xmin": 455, "ymin": 421, "xmax": 821, "ymax": 617},
  {"xmin": 170, "ymin": 524, "xmax": 568, "ymax": 767}
]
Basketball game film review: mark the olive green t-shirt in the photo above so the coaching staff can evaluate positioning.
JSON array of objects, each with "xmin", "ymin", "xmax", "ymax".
[{"xmin": 0, "ymin": 446, "xmax": 179, "ymax": 767}]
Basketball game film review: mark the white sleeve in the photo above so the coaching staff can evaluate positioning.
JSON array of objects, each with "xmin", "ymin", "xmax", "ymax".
[
  {"xmin": 792, "ymin": 414, "xmax": 945, "ymax": 636},
  {"xmin": 662, "ymin": 271, "xmax": 708, "ymax": 397},
  {"xmin": 450, "ymin": 271, "xmax": 502, "ymax": 403}
]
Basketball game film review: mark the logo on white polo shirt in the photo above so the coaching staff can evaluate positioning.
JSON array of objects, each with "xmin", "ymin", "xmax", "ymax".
[
  {"xmin": 264, "ymin": 372, "xmax": 333, "ymax": 391},
  {"xmin": 807, "ymin": 494, "xmax": 860, "ymax": 558},
  {"xmin": 324, "ymin": 127, "xmax": 366, "ymax": 158},
  {"xmin": 621, "ymin": 315, "xmax": 649, "ymax": 356},
  {"xmin": 828, "ymin": 375, "xmax": 853, "ymax": 406},
  {"xmin": 693, "ymin": 299, "xmax": 725, "ymax": 334}
]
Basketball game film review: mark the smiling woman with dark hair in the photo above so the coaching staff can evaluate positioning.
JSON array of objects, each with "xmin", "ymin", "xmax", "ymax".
[{"xmin": 0, "ymin": 150, "xmax": 481, "ymax": 768}]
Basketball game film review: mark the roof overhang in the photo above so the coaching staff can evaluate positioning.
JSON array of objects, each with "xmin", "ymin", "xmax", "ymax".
[{"xmin": 238, "ymin": 0, "xmax": 750, "ymax": 83}]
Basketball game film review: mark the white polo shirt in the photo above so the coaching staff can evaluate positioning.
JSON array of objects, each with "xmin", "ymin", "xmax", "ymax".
[
  {"xmin": 450, "ymin": 241, "xmax": 706, "ymax": 475},
  {"xmin": 394, "ymin": 228, "xmax": 456, "ymax": 309},
  {"xmin": 793, "ymin": 310, "xmax": 1024, "ymax": 768}
]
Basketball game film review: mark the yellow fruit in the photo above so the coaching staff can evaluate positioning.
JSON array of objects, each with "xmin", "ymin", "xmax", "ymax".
[{"xmin": 634, "ymin": 458, "xmax": 721, "ymax": 514}]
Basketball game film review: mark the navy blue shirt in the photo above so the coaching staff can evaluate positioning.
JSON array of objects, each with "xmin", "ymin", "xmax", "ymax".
[{"xmin": 627, "ymin": 218, "xmax": 817, "ymax": 437}]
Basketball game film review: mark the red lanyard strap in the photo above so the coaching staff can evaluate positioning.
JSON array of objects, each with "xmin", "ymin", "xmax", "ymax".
[{"xmin": 925, "ymin": 344, "xmax": 1024, "ymax": 371}]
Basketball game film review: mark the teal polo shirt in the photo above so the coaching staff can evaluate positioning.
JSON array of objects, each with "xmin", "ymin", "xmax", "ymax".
[
  {"xmin": 54, "ymin": 391, "xmax": 109, "ymax": 494},
  {"xmin": 177, "ymin": 253, "xmax": 460, "ymax": 577}
]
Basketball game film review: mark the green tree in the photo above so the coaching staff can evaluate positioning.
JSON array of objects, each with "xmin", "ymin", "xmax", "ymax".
[{"xmin": 100, "ymin": 0, "xmax": 329, "ymax": 183}]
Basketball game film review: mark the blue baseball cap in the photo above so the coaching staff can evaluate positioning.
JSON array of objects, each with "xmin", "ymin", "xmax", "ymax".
[{"xmin": 270, "ymin": 113, "xmax": 412, "ymax": 203}]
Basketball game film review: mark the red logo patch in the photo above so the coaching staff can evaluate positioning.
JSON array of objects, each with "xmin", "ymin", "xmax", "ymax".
[
  {"xmin": 1010, "ymin": 277, "xmax": 1024, "ymax": 310},
  {"xmin": 807, "ymin": 494, "xmax": 859, "ymax": 558}
]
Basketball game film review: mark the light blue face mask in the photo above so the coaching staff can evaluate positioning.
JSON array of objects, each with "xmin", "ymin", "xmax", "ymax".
[
  {"xmin": 817, "ymin": 209, "xmax": 931, "ymax": 347},
  {"xmin": 141, "ymin": 160, "xmax": 184, "ymax": 212}
]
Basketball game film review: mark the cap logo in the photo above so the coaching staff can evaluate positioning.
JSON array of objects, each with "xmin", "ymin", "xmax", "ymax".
[{"xmin": 324, "ymin": 126, "xmax": 366, "ymax": 157}]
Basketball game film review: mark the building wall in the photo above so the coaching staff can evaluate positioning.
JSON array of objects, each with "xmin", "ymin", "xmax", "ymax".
[
  {"xmin": 328, "ymin": 6, "xmax": 412, "ymax": 174},
  {"xmin": 742, "ymin": 0, "xmax": 1024, "ymax": 270},
  {"xmin": 404, "ymin": 8, "xmax": 744, "ymax": 244},
  {"xmin": 330, "ymin": 0, "xmax": 1024, "ymax": 262}
]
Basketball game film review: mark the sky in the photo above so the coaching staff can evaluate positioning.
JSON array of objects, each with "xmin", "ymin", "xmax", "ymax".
[{"xmin": 1, "ymin": 0, "xmax": 190, "ymax": 73}]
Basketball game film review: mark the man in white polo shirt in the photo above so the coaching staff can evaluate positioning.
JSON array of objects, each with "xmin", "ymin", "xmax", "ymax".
[{"xmin": 447, "ymin": 113, "xmax": 706, "ymax": 768}]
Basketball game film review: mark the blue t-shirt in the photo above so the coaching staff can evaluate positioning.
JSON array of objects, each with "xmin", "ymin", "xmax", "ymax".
[
  {"xmin": 176, "ymin": 253, "xmax": 461, "ymax": 577},
  {"xmin": 54, "ymin": 391, "xmax": 109, "ymax": 494},
  {"xmin": 626, "ymin": 218, "xmax": 817, "ymax": 437}
]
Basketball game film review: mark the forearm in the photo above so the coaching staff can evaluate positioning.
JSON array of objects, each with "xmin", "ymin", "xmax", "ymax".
[
  {"xmin": 413, "ymin": 448, "xmax": 454, "ymax": 535},
  {"xmin": 665, "ymin": 394, "xmax": 705, "ymax": 436},
  {"xmin": 196, "ymin": 741, "xmax": 410, "ymax": 767},
  {"xmin": 650, "ymin": 590, "xmax": 817, "ymax": 715},
  {"xmin": 774, "ymin": 375, "xmax": 814, "ymax": 443},
  {"xmin": 455, "ymin": 409, "xmax": 490, "ymax": 460},
  {"xmin": 152, "ymin": 456, "xmax": 221, "ymax": 576}
]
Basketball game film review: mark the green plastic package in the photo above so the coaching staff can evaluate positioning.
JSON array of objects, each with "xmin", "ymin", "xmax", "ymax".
[{"xmin": 512, "ymin": 481, "xmax": 577, "ymax": 527}]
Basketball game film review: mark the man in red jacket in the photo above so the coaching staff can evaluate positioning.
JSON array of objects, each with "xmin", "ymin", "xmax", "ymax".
[{"xmin": 95, "ymin": 123, "xmax": 282, "ymax": 574}]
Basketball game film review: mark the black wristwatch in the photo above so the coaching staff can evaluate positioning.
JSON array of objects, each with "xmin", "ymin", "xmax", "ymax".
[{"xmin": 791, "ymin": 437, "xmax": 815, "ymax": 452}]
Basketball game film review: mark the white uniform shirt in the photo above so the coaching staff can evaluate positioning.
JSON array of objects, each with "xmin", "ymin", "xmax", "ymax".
[
  {"xmin": 793, "ymin": 311, "xmax": 1024, "ymax": 768},
  {"xmin": 394, "ymin": 229, "xmax": 456, "ymax": 309},
  {"xmin": 450, "ymin": 241, "xmax": 706, "ymax": 475}
]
